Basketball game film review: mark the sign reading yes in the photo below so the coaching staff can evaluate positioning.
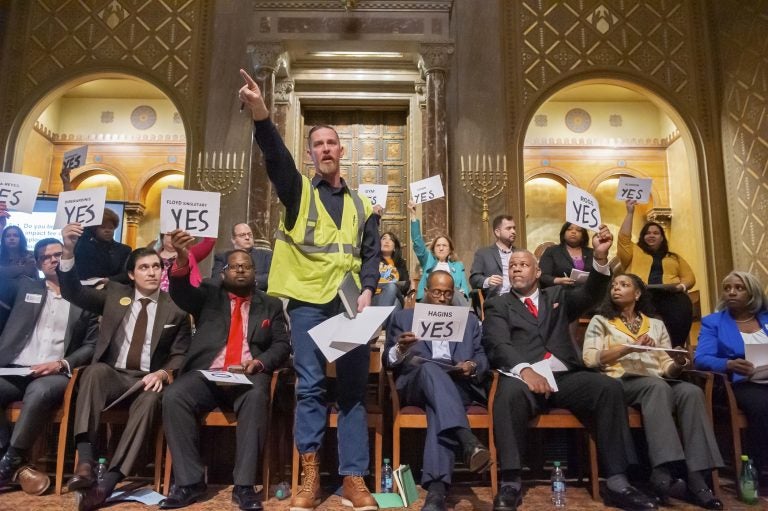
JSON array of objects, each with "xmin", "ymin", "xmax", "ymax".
[
  {"xmin": 357, "ymin": 184, "xmax": 388, "ymax": 208},
  {"xmin": 0, "ymin": 173, "xmax": 41, "ymax": 213},
  {"xmin": 566, "ymin": 184, "xmax": 602, "ymax": 230},
  {"xmin": 54, "ymin": 187, "xmax": 107, "ymax": 228},
  {"xmin": 411, "ymin": 303, "xmax": 469, "ymax": 342},
  {"xmin": 61, "ymin": 146, "xmax": 88, "ymax": 172},
  {"xmin": 160, "ymin": 188, "xmax": 220, "ymax": 237},
  {"xmin": 409, "ymin": 175, "xmax": 445, "ymax": 205},
  {"xmin": 615, "ymin": 177, "xmax": 652, "ymax": 204}
]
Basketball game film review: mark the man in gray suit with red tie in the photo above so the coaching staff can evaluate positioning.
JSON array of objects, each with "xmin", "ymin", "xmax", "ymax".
[
  {"xmin": 58, "ymin": 223, "xmax": 191, "ymax": 511},
  {"xmin": 384, "ymin": 270, "xmax": 490, "ymax": 511}
]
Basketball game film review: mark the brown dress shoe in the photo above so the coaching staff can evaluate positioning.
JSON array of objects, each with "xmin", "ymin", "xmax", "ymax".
[
  {"xmin": 16, "ymin": 465, "xmax": 50, "ymax": 496},
  {"xmin": 340, "ymin": 475, "xmax": 378, "ymax": 511},
  {"xmin": 77, "ymin": 480, "xmax": 111, "ymax": 511},
  {"xmin": 290, "ymin": 452, "xmax": 321, "ymax": 511},
  {"xmin": 67, "ymin": 461, "xmax": 95, "ymax": 491}
]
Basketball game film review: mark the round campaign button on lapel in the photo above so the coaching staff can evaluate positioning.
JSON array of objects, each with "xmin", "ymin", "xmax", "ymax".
[{"xmin": 119, "ymin": 297, "xmax": 132, "ymax": 306}]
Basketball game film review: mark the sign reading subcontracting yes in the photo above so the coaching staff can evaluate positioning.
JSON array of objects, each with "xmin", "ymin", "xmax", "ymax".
[
  {"xmin": 0, "ymin": 173, "xmax": 41, "ymax": 213},
  {"xmin": 566, "ymin": 184, "xmax": 602, "ymax": 231},
  {"xmin": 160, "ymin": 188, "xmax": 220, "ymax": 238},
  {"xmin": 409, "ymin": 176, "xmax": 445, "ymax": 205},
  {"xmin": 54, "ymin": 187, "xmax": 107, "ymax": 228},
  {"xmin": 411, "ymin": 303, "xmax": 469, "ymax": 342}
]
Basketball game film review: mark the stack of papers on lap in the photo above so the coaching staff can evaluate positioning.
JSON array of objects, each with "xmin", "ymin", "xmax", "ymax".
[
  {"xmin": 0, "ymin": 367, "xmax": 32, "ymax": 376},
  {"xmin": 745, "ymin": 344, "xmax": 768, "ymax": 382},
  {"xmin": 497, "ymin": 359, "xmax": 558, "ymax": 392},
  {"xmin": 622, "ymin": 344, "xmax": 688, "ymax": 354}
]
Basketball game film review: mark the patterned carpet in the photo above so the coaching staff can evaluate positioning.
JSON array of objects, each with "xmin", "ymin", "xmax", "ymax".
[{"xmin": 0, "ymin": 481, "xmax": 763, "ymax": 511}]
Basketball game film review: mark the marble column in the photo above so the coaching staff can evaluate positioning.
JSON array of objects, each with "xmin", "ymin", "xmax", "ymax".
[
  {"xmin": 269, "ymin": 77, "xmax": 294, "ymax": 240},
  {"xmin": 247, "ymin": 42, "xmax": 284, "ymax": 244},
  {"xmin": 123, "ymin": 202, "xmax": 146, "ymax": 248},
  {"xmin": 419, "ymin": 43, "xmax": 453, "ymax": 239}
]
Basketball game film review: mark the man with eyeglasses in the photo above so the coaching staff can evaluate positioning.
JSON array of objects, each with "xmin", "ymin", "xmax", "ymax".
[
  {"xmin": 58, "ymin": 223, "xmax": 192, "ymax": 511},
  {"xmin": 0, "ymin": 238, "xmax": 99, "ymax": 495},
  {"xmin": 383, "ymin": 270, "xmax": 490, "ymax": 511},
  {"xmin": 158, "ymin": 232, "xmax": 290, "ymax": 510},
  {"xmin": 210, "ymin": 223, "xmax": 272, "ymax": 292}
]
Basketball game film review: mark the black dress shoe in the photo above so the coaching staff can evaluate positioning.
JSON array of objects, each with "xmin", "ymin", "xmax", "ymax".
[
  {"xmin": 67, "ymin": 462, "xmax": 95, "ymax": 491},
  {"xmin": 651, "ymin": 477, "xmax": 686, "ymax": 505},
  {"xmin": 689, "ymin": 488, "xmax": 723, "ymax": 510},
  {"xmin": 463, "ymin": 443, "xmax": 491, "ymax": 473},
  {"xmin": 0, "ymin": 453, "xmax": 24, "ymax": 486},
  {"xmin": 78, "ymin": 481, "xmax": 111, "ymax": 511},
  {"xmin": 232, "ymin": 485, "xmax": 263, "ymax": 511},
  {"xmin": 422, "ymin": 490, "xmax": 447, "ymax": 511},
  {"xmin": 493, "ymin": 484, "xmax": 522, "ymax": 511},
  {"xmin": 158, "ymin": 482, "xmax": 208, "ymax": 509},
  {"xmin": 603, "ymin": 486, "xmax": 658, "ymax": 511}
]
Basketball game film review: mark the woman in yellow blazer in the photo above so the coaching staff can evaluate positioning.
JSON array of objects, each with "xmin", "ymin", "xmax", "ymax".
[{"xmin": 618, "ymin": 199, "xmax": 695, "ymax": 347}]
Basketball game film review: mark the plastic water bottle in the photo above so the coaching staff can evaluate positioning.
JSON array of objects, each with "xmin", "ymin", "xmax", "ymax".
[
  {"xmin": 95, "ymin": 457, "xmax": 108, "ymax": 482},
  {"xmin": 551, "ymin": 461, "xmax": 566, "ymax": 508},
  {"xmin": 381, "ymin": 458, "xmax": 394, "ymax": 493},
  {"xmin": 275, "ymin": 481, "xmax": 291, "ymax": 500},
  {"xmin": 739, "ymin": 455, "xmax": 759, "ymax": 504}
]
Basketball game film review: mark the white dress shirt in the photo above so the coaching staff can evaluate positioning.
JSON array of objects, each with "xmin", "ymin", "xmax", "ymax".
[
  {"xmin": 114, "ymin": 290, "xmax": 160, "ymax": 371},
  {"xmin": 13, "ymin": 284, "xmax": 71, "ymax": 366}
]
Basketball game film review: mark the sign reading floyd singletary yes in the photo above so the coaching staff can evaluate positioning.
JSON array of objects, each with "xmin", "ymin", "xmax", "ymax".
[
  {"xmin": 411, "ymin": 303, "xmax": 470, "ymax": 342},
  {"xmin": 409, "ymin": 175, "xmax": 445, "ymax": 205},
  {"xmin": 160, "ymin": 188, "xmax": 220, "ymax": 237},
  {"xmin": 0, "ymin": 173, "xmax": 41, "ymax": 213},
  {"xmin": 54, "ymin": 187, "xmax": 107, "ymax": 228},
  {"xmin": 357, "ymin": 184, "xmax": 388, "ymax": 209},
  {"xmin": 615, "ymin": 177, "xmax": 652, "ymax": 204},
  {"xmin": 566, "ymin": 184, "xmax": 602, "ymax": 231}
]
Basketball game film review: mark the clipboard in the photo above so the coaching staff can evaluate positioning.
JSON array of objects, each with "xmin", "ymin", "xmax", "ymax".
[{"xmin": 103, "ymin": 380, "xmax": 144, "ymax": 411}]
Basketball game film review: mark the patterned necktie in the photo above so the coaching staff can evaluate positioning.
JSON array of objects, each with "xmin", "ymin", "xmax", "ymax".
[
  {"xmin": 224, "ymin": 296, "xmax": 247, "ymax": 368},
  {"xmin": 524, "ymin": 297, "xmax": 538, "ymax": 318},
  {"xmin": 126, "ymin": 298, "xmax": 151, "ymax": 370}
]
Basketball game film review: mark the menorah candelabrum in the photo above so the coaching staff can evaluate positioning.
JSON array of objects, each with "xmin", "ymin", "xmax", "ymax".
[{"xmin": 460, "ymin": 154, "xmax": 507, "ymax": 245}]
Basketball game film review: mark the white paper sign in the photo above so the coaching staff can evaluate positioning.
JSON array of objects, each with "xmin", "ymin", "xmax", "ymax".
[
  {"xmin": 498, "ymin": 359, "xmax": 559, "ymax": 392},
  {"xmin": 411, "ymin": 303, "xmax": 470, "ymax": 342},
  {"xmin": 0, "ymin": 174, "xmax": 41, "ymax": 213},
  {"xmin": 409, "ymin": 176, "xmax": 445, "ymax": 204},
  {"xmin": 308, "ymin": 306, "xmax": 395, "ymax": 363},
  {"xmin": 569, "ymin": 268, "xmax": 590, "ymax": 284},
  {"xmin": 199, "ymin": 370, "xmax": 253, "ymax": 385},
  {"xmin": 54, "ymin": 187, "xmax": 107, "ymax": 228},
  {"xmin": 358, "ymin": 184, "xmax": 388, "ymax": 208},
  {"xmin": 616, "ymin": 177, "xmax": 652, "ymax": 204},
  {"xmin": 565, "ymin": 184, "xmax": 601, "ymax": 231},
  {"xmin": 0, "ymin": 367, "xmax": 33, "ymax": 377},
  {"xmin": 62, "ymin": 145, "xmax": 88, "ymax": 172},
  {"xmin": 160, "ymin": 188, "xmax": 220, "ymax": 237}
]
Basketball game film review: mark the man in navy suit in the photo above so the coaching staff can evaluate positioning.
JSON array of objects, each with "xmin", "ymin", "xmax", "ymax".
[
  {"xmin": 469, "ymin": 215, "xmax": 517, "ymax": 299},
  {"xmin": 384, "ymin": 270, "xmax": 490, "ymax": 511}
]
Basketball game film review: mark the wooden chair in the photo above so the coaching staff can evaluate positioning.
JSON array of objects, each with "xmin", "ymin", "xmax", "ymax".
[
  {"xmin": 291, "ymin": 349, "xmax": 385, "ymax": 495},
  {"xmin": 4, "ymin": 366, "xmax": 80, "ymax": 495},
  {"xmin": 388, "ymin": 370, "xmax": 499, "ymax": 494},
  {"xmin": 162, "ymin": 369, "xmax": 285, "ymax": 495},
  {"xmin": 709, "ymin": 372, "xmax": 748, "ymax": 477}
]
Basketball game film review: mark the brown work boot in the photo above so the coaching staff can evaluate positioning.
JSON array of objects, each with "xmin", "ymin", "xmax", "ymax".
[
  {"xmin": 341, "ymin": 475, "xmax": 378, "ymax": 511},
  {"xmin": 290, "ymin": 452, "xmax": 321, "ymax": 511}
]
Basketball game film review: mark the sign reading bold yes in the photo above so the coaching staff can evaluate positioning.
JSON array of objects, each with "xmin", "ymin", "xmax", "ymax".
[
  {"xmin": 615, "ymin": 177, "xmax": 652, "ymax": 204},
  {"xmin": 54, "ymin": 187, "xmax": 107, "ymax": 228},
  {"xmin": 61, "ymin": 146, "xmax": 88, "ymax": 173},
  {"xmin": 0, "ymin": 173, "xmax": 41, "ymax": 213},
  {"xmin": 358, "ymin": 184, "xmax": 388, "ymax": 208},
  {"xmin": 409, "ymin": 176, "xmax": 445, "ymax": 205},
  {"xmin": 411, "ymin": 303, "xmax": 470, "ymax": 342},
  {"xmin": 160, "ymin": 188, "xmax": 220, "ymax": 237},
  {"xmin": 566, "ymin": 184, "xmax": 602, "ymax": 230}
]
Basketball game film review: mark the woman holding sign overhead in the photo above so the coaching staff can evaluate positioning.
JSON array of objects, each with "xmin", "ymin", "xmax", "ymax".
[
  {"xmin": 539, "ymin": 222, "xmax": 595, "ymax": 288},
  {"xmin": 619, "ymin": 199, "xmax": 695, "ymax": 347},
  {"xmin": 583, "ymin": 273, "xmax": 723, "ymax": 509},
  {"xmin": 409, "ymin": 201, "xmax": 470, "ymax": 306}
]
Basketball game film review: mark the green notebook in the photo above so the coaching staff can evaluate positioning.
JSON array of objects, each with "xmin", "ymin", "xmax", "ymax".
[
  {"xmin": 373, "ymin": 493, "xmax": 404, "ymax": 508},
  {"xmin": 394, "ymin": 464, "xmax": 419, "ymax": 507}
]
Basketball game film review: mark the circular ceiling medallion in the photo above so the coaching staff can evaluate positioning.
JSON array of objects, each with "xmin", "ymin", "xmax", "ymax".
[
  {"xmin": 130, "ymin": 105, "xmax": 157, "ymax": 130},
  {"xmin": 565, "ymin": 108, "xmax": 591, "ymax": 133}
]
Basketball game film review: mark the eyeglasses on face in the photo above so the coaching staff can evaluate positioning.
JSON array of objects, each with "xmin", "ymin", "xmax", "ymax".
[
  {"xmin": 39, "ymin": 251, "xmax": 64, "ymax": 263},
  {"xmin": 233, "ymin": 232, "xmax": 253, "ymax": 239},
  {"xmin": 223, "ymin": 263, "xmax": 254, "ymax": 272},
  {"xmin": 427, "ymin": 288, "xmax": 454, "ymax": 299}
]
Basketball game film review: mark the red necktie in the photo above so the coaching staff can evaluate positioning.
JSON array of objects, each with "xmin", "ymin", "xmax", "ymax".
[
  {"xmin": 524, "ymin": 297, "xmax": 538, "ymax": 318},
  {"xmin": 224, "ymin": 296, "xmax": 247, "ymax": 368}
]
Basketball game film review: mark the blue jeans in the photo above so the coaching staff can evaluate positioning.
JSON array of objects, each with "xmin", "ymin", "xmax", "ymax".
[{"xmin": 289, "ymin": 300, "xmax": 371, "ymax": 476}]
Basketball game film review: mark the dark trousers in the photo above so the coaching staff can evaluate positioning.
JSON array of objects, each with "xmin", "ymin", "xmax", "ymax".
[
  {"xmin": 398, "ymin": 362, "xmax": 486, "ymax": 485},
  {"xmin": 74, "ymin": 362, "xmax": 161, "ymax": 475},
  {"xmin": 733, "ymin": 381, "xmax": 768, "ymax": 472},
  {"xmin": 0, "ymin": 373, "xmax": 69, "ymax": 451},
  {"xmin": 649, "ymin": 289, "xmax": 693, "ymax": 348},
  {"xmin": 493, "ymin": 370, "xmax": 637, "ymax": 476},
  {"xmin": 162, "ymin": 370, "xmax": 271, "ymax": 486}
]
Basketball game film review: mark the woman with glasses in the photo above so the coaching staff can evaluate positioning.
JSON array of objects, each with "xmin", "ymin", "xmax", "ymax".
[{"xmin": 408, "ymin": 201, "xmax": 470, "ymax": 306}]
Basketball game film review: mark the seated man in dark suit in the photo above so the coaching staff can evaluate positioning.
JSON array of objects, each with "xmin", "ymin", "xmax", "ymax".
[
  {"xmin": 0, "ymin": 238, "xmax": 98, "ymax": 495},
  {"xmin": 384, "ymin": 270, "xmax": 490, "ymax": 511},
  {"xmin": 159, "ymin": 230, "xmax": 291, "ymax": 511},
  {"xmin": 58, "ymin": 223, "xmax": 192, "ymax": 511},
  {"xmin": 210, "ymin": 223, "xmax": 272, "ymax": 291},
  {"xmin": 469, "ymin": 215, "xmax": 517, "ymax": 299},
  {"xmin": 482, "ymin": 225, "xmax": 657, "ymax": 511}
]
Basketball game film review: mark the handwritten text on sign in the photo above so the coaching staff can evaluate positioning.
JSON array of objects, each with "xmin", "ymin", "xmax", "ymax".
[
  {"xmin": 160, "ymin": 188, "xmax": 220, "ymax": 237},
  {"xmin": 61, "ymin": 146, "xmax": 88, "ymax": 173},
  {"xmin": 0, "ymin": 173, "xmax": 41, "ymax": 213},
  {"xmin": 411, "ymin": 303, "xmax": 469, "ymax": 342},
  {"xmin": 54, "ymin": 187, "xmax": 107, "ymax": 228},
  {"xmin": 615, "ymin": 177, "xmax": 652, "ymax": 204},
  {"xmin": 358, "ymin": 184, "xmax": 388, "ymax": 208},
  {"xmin": 409, "ymin": 175, "xmax": 445, "ymax": 205},
  {"xmin": 566, "ymin": 184, "xmax": 602, "ymax": 230}
]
